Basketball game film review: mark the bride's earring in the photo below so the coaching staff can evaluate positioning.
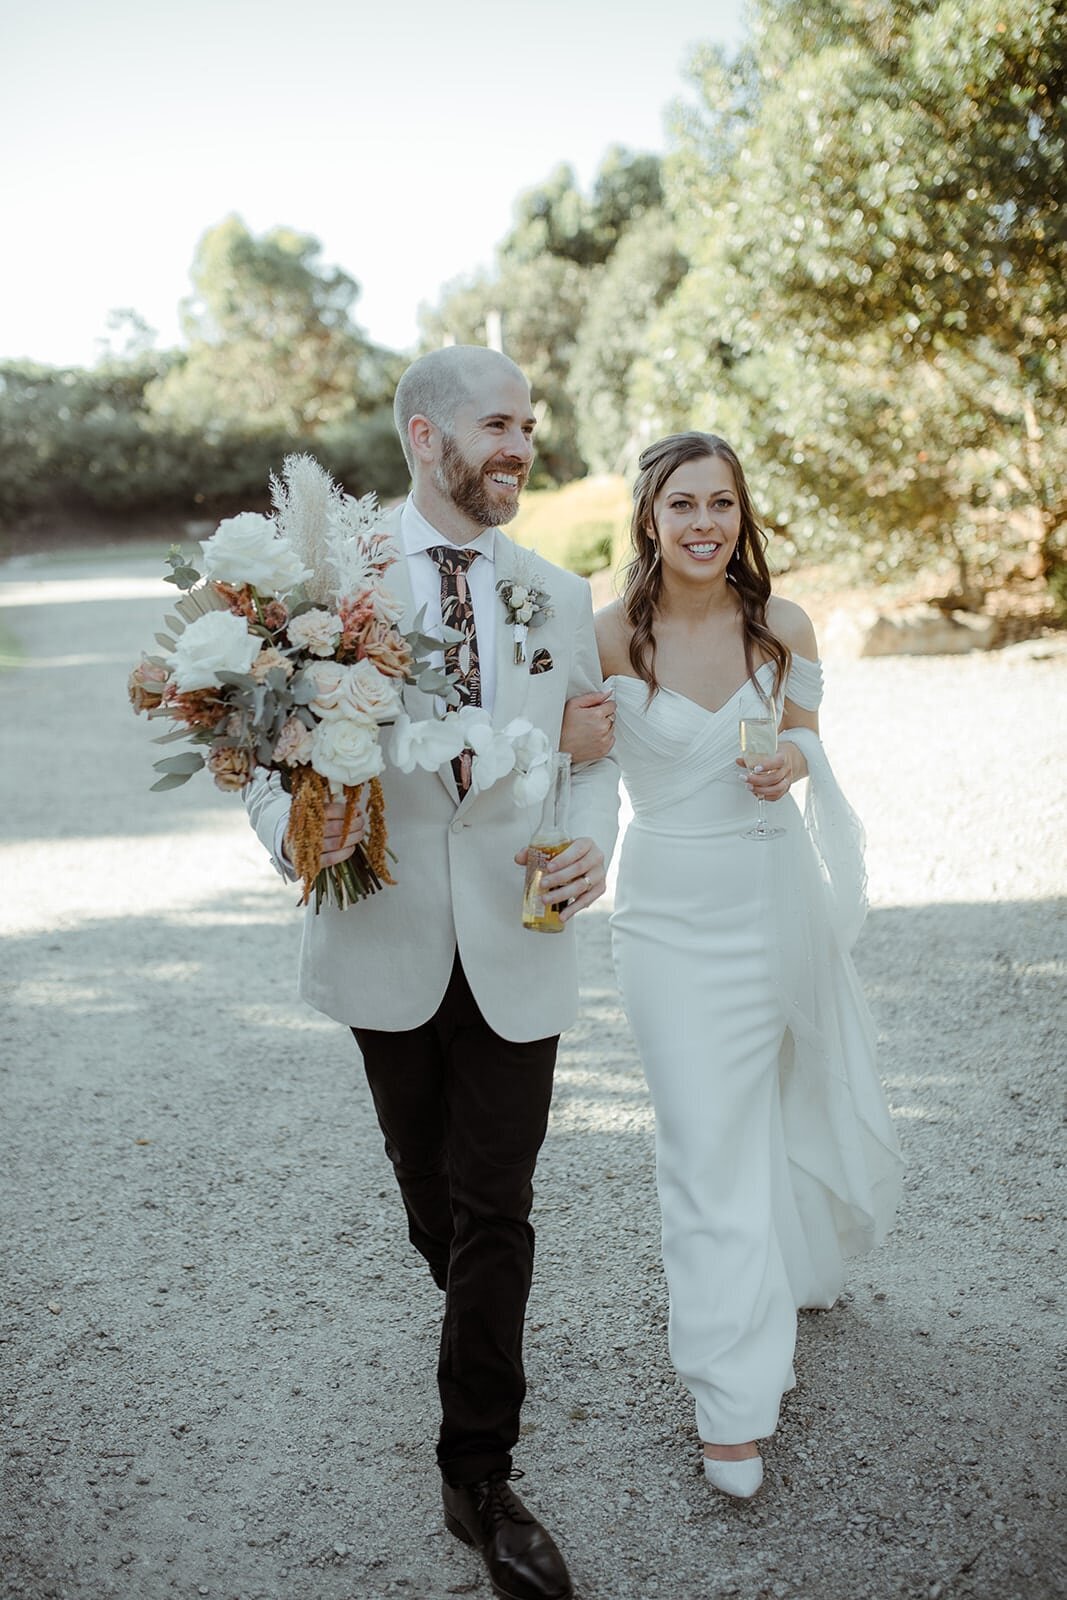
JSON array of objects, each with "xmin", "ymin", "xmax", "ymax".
[{"xmin": 649, "ymin": 541, "xmax": 661, "ymax": 566}]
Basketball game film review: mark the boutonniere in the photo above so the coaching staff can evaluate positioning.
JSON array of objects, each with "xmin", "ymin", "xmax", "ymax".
[{"xmin": 497, "ymin": 556, "xmax": 553, "ymax": 665}]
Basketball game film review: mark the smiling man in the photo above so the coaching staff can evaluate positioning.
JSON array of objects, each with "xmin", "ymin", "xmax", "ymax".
[{"xmin": 246, "ymin": 345, "xmax": 619, "ymax": 1600}]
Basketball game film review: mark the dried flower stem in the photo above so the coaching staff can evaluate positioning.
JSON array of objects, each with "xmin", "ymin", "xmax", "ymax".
[
  {"xmin": 288, "ymin": 769, "xmax": 394, "ymax": 907},
  {"xmin": 364, "ymin": 777, "xmax": 395, "ymax": 885},
  {"xmin": 288, "ymin": 766, "xmax": 330, "ymax": 903}
]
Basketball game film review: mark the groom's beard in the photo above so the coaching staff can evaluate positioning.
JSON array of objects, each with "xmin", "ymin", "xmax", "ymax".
[{"xmin": 434, "ymin": 434, "xmax": 527, "ymax": 527}]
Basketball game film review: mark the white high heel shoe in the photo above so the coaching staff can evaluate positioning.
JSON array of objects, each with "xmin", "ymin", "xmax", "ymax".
[{"xmin": 703, "ymin": 1452, "xmax": 764, "ymax": 1500}]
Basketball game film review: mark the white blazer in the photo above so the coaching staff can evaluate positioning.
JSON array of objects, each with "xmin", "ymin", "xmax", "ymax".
[{"xmin": 245, "ymin": 509, "xmax": 619, "ymax": 1042}]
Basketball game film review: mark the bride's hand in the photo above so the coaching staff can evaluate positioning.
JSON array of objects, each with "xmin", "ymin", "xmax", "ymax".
[
  {"xmin": 736, "ymin": 748, "xmax": 796, "ymax": 803},
  {"xmin": 559, "ymin": 691, "xmax": 615, "ymax": 762}
]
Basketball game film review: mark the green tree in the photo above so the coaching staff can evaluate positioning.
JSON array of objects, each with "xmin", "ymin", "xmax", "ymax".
[
  {"xmin": 642, "ymin": 1, "xmax": 1066, "ymax": 597},
  {"xmin": 423, "ymin": 149, "xmax": 667, "ymax": 484},
  {"xmin": 568, "ymin": 209, "xmax": 687, "ymax": 473},
  {"xmin": 147, "ymin": 216, "xmax": 399, "ymax": 438},
  {"xmin": 0, "ymin": 221, "xmax": 411, "ymax": 527},
  {"xmin": 506, "ymin": 149, "xmax": 664, "ymax": 268},
  {"xmin": 0, "ymin": 356, "xmax": 197, "ymax": 521},
  {"xmin": 421, "ymin": 256, "xmax": 590, "ymax": 483}
]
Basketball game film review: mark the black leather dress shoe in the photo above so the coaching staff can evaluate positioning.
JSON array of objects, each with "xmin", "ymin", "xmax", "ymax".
[{"xmin": 442, "ymin": 1472, "xmax": 573, "ymax": 1600}]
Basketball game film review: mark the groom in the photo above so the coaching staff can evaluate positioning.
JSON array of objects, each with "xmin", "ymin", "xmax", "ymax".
[{"xmin": 246, "ymin": 345, "xmax": 618, "ymax": 1600}]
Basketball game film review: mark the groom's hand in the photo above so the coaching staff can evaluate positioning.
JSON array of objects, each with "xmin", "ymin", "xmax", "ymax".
[
  {"xmin": 288, "ymin": 797, "xmax": 368, "ymax": 869},
  {"xmin": 515, "ymin": 836, "xmax": 607, "ymax": 921}
]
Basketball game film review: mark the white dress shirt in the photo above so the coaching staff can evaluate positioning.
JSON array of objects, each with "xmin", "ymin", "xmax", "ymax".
[{"xmin": 401, "ymin": 495, "xmax": 498, "ymax": 715}]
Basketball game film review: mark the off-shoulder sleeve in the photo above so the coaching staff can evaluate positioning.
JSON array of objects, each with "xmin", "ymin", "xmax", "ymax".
[{"xmin": 785, "ymin": 654, "xmax": 824, "ymax": 709}]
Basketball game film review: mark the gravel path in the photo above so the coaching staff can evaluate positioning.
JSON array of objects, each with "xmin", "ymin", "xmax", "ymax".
[{"xmin": 1, "ymin": 549, "xmax": 1065, "ymax": 1600}]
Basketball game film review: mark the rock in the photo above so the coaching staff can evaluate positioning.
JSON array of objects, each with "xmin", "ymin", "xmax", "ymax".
[{"xmin": 823, "ymin": 604, "xmax": 997, "ymax": 658}]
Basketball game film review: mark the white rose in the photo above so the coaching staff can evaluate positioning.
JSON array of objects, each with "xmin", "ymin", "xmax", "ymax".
[
  {"xmin": 302, "ymin": 660, "xmax": 347, "ymax": 718},
  {"xmin": 341, "ymin": 659, "xmax": 403, "ymax": 724},
  {"xmin": 287, "ymin": 609, "xmax": 343, "ymax": 656},
  {"xmin": 517, "ymin": 603, "xmax": 534, "ymax": 623},
  {"xmin": 310, "ymin": 715, "xmax": 384, "ymax": 788},
  {"xmin": 200, "ymin": 513, "xmax": 312, "ymax": 595},
  {"xmin": 388, "ymin": 712, "xmax": 466, "ymax": 773},
  {"xmin": 167, "ymin": 610, "xmax": 262, "ymax": 691},
  {"xmin": 508, "ymin": 585, "xmax": 528, "ymax": 606}
]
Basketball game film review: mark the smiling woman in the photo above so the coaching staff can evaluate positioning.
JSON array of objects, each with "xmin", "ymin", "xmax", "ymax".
[
  {"xmin": 560, "ymin": 428, "xmax": 902, "ymax": 1502},
  {"xmin": 616, "ymin": 431, "xmax": 792, "ymax": 709}
]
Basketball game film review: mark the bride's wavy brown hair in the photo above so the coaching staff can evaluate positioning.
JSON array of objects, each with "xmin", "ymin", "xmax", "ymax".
[{"xmin": 621, "ymin": 431, "xmax": 790, "ymax": 704}]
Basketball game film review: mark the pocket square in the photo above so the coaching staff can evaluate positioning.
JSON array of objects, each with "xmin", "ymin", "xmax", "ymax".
[{"xmin": 529, "ymin": 648, "xmax": 554, "ymax": 675}]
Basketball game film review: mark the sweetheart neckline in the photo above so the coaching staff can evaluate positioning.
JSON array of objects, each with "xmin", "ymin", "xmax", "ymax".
[{"xmin": 608, "ymin": 660, "xmax": 776, "ymax": 719}]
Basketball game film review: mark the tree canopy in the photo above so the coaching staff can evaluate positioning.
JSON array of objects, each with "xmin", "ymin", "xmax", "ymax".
[
  {"xmin": 4, "ymin": 4, "xmax": 1064, "ymax": 606},
  {"xmin": 629, "ymin": 0, "xmax": 1065, "ymax": 594}
]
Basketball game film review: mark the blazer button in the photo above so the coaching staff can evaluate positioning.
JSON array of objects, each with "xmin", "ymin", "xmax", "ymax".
[{"xmin": 450, "ymin": 819, "xmax": 466, "ymax": 834}]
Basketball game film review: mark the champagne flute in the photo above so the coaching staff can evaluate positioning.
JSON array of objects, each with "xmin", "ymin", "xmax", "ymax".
[{"xmin": 739, "ymin": 716, "xmax": 785, "ymax": 840}]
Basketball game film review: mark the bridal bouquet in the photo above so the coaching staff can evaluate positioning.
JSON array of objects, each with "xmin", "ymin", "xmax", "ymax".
[{"xmin": 128, "ymin": 455, "xmax": 551, "ymax": 910}]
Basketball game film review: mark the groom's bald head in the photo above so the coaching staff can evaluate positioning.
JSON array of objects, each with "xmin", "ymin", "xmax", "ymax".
[{"xmin": 393, "ymin": 345, "xmax": 530, "ymax": 472}]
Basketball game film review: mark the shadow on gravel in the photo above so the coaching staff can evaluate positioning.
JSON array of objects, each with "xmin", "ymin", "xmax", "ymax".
[{"xmin": 1, "ymin": 892, "xmax": 1063, "ymax": 1598}]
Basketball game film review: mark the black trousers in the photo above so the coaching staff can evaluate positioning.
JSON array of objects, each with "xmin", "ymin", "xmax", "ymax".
[{"xmin": 353, "ymin": 953, "xmax": 558, "ymax": 1485}]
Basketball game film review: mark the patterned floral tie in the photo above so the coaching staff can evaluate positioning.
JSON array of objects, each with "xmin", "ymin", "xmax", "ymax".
[{"xmin": 428, "ymin": 545, "xmax": 481, "ymax": 794}]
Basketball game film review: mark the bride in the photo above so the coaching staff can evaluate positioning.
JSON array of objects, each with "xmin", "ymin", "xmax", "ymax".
[{"xmin": 559, "ymin": 432, "xmax": 902, "ymax": 1499}]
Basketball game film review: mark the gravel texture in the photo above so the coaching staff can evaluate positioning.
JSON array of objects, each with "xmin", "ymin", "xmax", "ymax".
[{"xmin": 1, "ymin": 550, "xmax": 1065, "ymax": 1600}]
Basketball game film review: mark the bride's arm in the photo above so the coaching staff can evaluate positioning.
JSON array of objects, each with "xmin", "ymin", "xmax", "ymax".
[{"xmin": 559, "ymin": 601, "xmax": 629, "ymax": 763}]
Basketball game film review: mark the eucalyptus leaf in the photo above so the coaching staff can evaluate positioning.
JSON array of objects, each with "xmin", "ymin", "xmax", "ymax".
[
  {"xmin": 153, "ymin": 751, "xmax": 206, "ymax": 775},
  {"xmin": 165, "ymin": 564, "xmax": 202, "ymax": 590},
  {"xmin": 154, "ymin": 633, "xmax": 176, "ymax": 651},
  {"xmin": 152, "ymin": 726, "xmax": 193, "ymax": 745},
  {"xmin": 150, "ymin": 771, "xmax": 194, "ymax": 791},
  {"xmin": 418, "ymin": 667, "xmax": 452, "ymax": 695},
  {"xmin": 164, "ymin": 613, "xmax": 185, "ymax": 635},
  {"xmin": 215, "ymin": 670, "xmax": 256, "ymax": 689}
]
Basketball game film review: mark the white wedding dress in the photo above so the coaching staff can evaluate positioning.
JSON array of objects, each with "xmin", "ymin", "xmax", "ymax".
[{"xmin": 609, "ymin": 657, "xmax": 902, "ymax": 1445}]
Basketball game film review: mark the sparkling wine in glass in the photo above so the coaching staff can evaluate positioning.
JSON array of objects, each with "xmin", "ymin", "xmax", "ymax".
[{"xmin": 739, "ymin": 716, "xmax": 785, "ymax": 840}]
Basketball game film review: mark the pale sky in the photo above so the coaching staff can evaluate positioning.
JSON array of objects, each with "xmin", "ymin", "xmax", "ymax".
[{"xmin": 1, "ymin": 0, "xmax": 744, "ymax": 368}]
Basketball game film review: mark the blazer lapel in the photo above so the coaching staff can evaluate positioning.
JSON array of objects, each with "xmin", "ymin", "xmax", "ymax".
[{"xmin": 490, "ymin": 532, "xmax": 532, "ymax": 731}]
